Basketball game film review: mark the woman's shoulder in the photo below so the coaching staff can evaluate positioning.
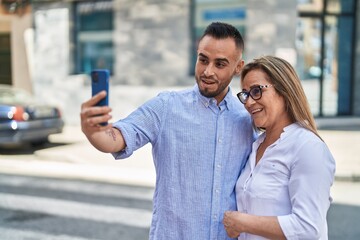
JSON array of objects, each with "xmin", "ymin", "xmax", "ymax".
[
  {"xmin": 286, "ymin": 124, "xmax": 335, "ymax": 164},
  {"xmin": 279, "ymin": 123, "xmax": 330, "ymax": 156},
  {"xmin": 285, "ymin": 123, "xmax": 323, "ymax": 143}
]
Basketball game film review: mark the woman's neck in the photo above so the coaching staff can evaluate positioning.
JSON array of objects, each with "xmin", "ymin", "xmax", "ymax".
[{"xmin": 263, "ymin": 120, "xmax": 293, "ymax": 145}]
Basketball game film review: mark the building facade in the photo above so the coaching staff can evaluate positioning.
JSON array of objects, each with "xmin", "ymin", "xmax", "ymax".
[
  {"xmin": 1, "ymin": 0, "xmax": 359, "ymax": 117},
  {"xmin": 0, "ymin": 0, "xmax": 32, "ymax": 92}
]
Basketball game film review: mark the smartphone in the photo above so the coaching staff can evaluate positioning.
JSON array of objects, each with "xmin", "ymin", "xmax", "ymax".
[
  {"xmin": 91, "ymin": 69, "xmax": 110, "ymax": 125},
  {"xmin": 91, "ymin": 69, "xmax": 109, "ymax": 107}
]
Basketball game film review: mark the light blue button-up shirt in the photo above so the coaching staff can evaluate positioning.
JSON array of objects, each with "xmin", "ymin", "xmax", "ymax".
[{"xmin": 112, "ymin": 85, "xmax": 254, "ymax": 240}]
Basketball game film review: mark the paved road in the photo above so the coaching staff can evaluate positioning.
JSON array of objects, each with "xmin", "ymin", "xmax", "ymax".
[
  {"xmin": 0, "ymin": 173, "xmax": 153, "ymax": 240},
  {"xmin": 0, "ymin": 173, "xmax": 360, "ymax": 240},
  {"xmin": 328, "ymin": 181, "xmax": 360, "ymax": 239}
]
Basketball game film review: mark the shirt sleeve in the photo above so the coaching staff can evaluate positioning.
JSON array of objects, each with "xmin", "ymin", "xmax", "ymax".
[
  {"xmin": 111, "ymin": 91, "xmax": 170, "ymax": 159},
  {"xmin": 277, "ymin": 139, "xmax": 336, "ymax": 239}
]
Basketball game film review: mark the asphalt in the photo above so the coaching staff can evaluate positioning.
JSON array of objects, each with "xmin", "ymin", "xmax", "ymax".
[{"xmin": 0, "ymin": 117, "xmax": 359, "ymax": 187}]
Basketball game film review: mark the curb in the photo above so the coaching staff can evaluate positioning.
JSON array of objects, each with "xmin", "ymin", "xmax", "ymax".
[
  {"xmin": 335, "ymin": 174, "xmax": 360, "ymax": 182},
  {"xmin": 0, "ymin": 158, "xmax": 156, "ymax": 187},
  {"xmin": 315, "ymin": 117, "xmax": 360, "ymax": 131}
]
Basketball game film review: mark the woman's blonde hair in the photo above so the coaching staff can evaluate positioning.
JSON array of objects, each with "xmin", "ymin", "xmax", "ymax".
[{"xmin": 241, "ymin": 55, "xmax": 322, "ymax": 140}]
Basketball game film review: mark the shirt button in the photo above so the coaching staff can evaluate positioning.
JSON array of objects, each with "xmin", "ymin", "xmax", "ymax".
[
  {"xmin": 217, "ymin": 164, "xmax": 221, "ymax": 168},
  {"xmin": 218, "ymin": 138, "xmax": 222, "ymax": 143},
  {"xmin": 215, "ymin": 189, "xmax": 219, "ymax": 193}
]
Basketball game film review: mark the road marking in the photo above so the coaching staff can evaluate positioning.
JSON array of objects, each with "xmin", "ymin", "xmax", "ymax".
[
  {"xmin": 0, "ymin": 174, "xmax": 154, "ymax": 201},
  {"xmin": 0, "ymin": 158, "xmax": 156, "ymax": 187},
  {"xmin": 0, "ymin": 227, "xmax": 96, "ymax": 240},
  {"xmin": 0, "ymin": 193, "xmax": 152, "ymax": 228}
]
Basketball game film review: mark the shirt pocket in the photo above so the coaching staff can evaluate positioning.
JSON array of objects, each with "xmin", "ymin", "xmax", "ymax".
[{"xmin": 252, "ymin": 161, "xmax": 290, "ymax": 200}]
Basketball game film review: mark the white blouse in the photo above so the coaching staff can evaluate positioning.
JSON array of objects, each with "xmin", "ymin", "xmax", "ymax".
[{"xmin": 236, "ymin": 123, "xmax": 336, "ymax": 240}]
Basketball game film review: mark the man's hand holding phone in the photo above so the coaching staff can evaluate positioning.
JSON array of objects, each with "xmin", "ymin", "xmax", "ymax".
[
  {"xmin": 80, "ymin": 90, "xmax": 112, "ymax": 131},
  {"xmin": 80, "ymin": 70, "xmax": 112, "ymax": 147},
  {"xmin": 80, "ymin": 86, "xmax": 120, "ymax": 153},
  {"xmin": 80, "ymin": 69, "xmax": 126, "ymax": 153},
  {"xmin": 82, "ymin": 69, "xmax": 111, "ymax": 129}
]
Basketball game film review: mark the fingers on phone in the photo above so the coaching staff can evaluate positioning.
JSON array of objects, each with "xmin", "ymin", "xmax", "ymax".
[
  {"xmin": 86, "ymin": 113, "xmax": 111, "ymax": 126},
  {"xmin": 85, "ymin": 91, "xmax": 107, "ymax": 107},
  {"xmin": 95, "ymin": 90, "xmax": 107, "ymax": 97},
  {"xmin": 97, "ymin": 114, "xmax": 112, "ymax": 124},
  {"xmin": 96, "ymin": 122, "xmax": 113, "ymax": 131}
]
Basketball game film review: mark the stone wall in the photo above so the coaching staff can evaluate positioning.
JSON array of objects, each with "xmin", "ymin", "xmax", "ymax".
[
  {"xmin": 31, "ymin": 2, "xmax": 71, "ymax": 88},
  {"xmin": 113, "ymin": 0, "xmax": 192, "ymax": 86},
  {"xmin": 245, "ymin": 0, "xmax": 297, "ymax": 64},
  {"xmin": 31, "ymin": 1, "xmax": 74, "ymax": 116}
]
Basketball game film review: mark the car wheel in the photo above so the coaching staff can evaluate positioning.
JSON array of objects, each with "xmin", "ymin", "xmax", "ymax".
[{"xmin": 30, "ymin": 138, "xmax": 49, "ymax": 147}]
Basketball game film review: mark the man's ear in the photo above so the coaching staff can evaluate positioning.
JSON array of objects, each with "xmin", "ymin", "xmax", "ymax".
[{"xmin": 235, "ymin": 60, "xmax": 244, "ymax": 76}]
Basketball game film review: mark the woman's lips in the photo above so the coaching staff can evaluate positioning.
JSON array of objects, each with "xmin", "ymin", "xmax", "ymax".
[{"xmin": 251, "ymin": 108, "xmax": 263, "ymax": 114}]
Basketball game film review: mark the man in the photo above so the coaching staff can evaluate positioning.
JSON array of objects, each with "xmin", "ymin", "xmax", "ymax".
[{"xmin": 81, "ymin": 22, "xmax": 255, "ymax": 239}]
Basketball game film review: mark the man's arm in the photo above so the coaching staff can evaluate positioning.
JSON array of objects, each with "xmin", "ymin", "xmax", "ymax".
[{"xmin": 80, "ymin": 91, "xmax": 125, "ymax": 153}]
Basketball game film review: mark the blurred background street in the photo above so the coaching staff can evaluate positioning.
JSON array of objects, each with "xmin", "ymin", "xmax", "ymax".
[
  {"xmin": 1, "ymin": 0, "xmax": 360, "ymax": 239},
  {"xmin": 0, "ymin": 85, "xmax": 360, "ymax": 239}
]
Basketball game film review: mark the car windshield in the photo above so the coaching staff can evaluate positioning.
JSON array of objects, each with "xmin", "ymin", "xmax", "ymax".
[{"xmin": 0, "ymin": 87, "xmax": 36, "ymax": 105}]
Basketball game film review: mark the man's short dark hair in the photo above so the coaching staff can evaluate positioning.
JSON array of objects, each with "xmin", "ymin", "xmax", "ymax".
[{"xmin": 200, "ymin": 22, "xmax": 245, "ymax": 51}]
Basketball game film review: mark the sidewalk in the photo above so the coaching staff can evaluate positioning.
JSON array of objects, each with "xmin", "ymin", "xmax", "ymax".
[
  {"xmin": 315, "ymin": 117, "xmax": 360, "ymax": 181},
  {"xmin": 0, "ymin": 117, "xmax": 359, "ymax": 186},
  {"xmin": 0, "ymin": 126, "xmax": 156, "ymax": 187}
]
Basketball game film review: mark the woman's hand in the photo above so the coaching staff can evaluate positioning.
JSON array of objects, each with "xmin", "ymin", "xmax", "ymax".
[
  {"xmin": 223, "ymin": 211, "xmax": 244, "ymax": 238},
  {"xmin": 223, "ymin": 211, "xmax": 287, "ymax": 240}
]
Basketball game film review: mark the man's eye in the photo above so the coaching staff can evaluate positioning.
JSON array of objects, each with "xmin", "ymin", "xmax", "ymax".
[
  {"xmin": 216, "ymin": 62, "xmax": 226, "ymax": 68},
  {"xmin": 199, "ymin": 58, "xmax": 208, "ymax": 64}
]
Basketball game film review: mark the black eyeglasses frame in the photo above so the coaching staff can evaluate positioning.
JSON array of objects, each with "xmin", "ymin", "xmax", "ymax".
[{"xmin": 236, "ymin": 84, "xmax": 274, "ymax": 104}]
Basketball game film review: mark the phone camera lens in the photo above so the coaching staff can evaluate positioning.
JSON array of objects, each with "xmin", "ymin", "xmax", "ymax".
[{"xmin": 92, "ymin": 72, "xmax": 99, "ymax": 83}]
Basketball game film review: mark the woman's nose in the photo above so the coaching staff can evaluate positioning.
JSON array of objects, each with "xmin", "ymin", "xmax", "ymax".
[{"xmin": 245, "ymin": 95, "xmax": 256, "ymax": 107}]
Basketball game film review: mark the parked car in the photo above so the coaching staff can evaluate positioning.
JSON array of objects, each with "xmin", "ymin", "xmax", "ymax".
[{"xmin": 0, "ymin": 84, "xmax": 64, "ymax": 146}]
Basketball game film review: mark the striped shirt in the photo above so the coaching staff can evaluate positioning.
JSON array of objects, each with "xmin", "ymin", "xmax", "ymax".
[{"xmin": 112, "ymin": 85, "xmax": 254, "ymax": 240}]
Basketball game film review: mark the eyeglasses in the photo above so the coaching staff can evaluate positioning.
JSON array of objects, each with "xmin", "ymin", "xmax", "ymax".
[{"xmin": 237, "ymin": 85, "xmax": 274, "ymax": 104}]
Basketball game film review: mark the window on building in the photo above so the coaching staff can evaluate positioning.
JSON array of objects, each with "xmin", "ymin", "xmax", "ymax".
[
  {"xmin": 296, "ymin": 0, "xmax": 355, "ymax": 116},
  {"xmin": 0, "ymin": 34, "xmax": 12, "ymax": 85},
  {"xmin": 74, "ymin": 0, "xmax": 114, "ymax": 75}
]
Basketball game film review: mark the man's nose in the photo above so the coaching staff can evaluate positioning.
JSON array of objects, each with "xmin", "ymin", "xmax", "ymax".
[{"xmin": 204, "ymin": 64, "xmax": 215, "ymax": 77}]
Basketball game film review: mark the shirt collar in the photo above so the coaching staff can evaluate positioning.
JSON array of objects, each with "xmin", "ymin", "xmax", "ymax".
[
  {"xmin": 279, "ymin": 122, "xmax": 300, "ymax": 140},
  {"xmin": 255, "ymin": 122, "xmax": 300, "ymax": 148},
  {"xmin": 193, "ymin": 84, "xmax": 233, "ymax": 110}
]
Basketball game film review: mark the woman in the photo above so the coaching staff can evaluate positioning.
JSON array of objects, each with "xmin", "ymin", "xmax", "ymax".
[{"xmin": 223, "ymin": 56, "xmax": 335, "ymax": 239}]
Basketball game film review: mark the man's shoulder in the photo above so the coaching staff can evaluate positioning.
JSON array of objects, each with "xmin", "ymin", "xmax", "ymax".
[
  {"xmin": 227, "ymin": 96, "xmax": 251, "ymax": 116},
  {"xmin": 155, "ymin": 87, "xmax": 197, "ymax": 102}
]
